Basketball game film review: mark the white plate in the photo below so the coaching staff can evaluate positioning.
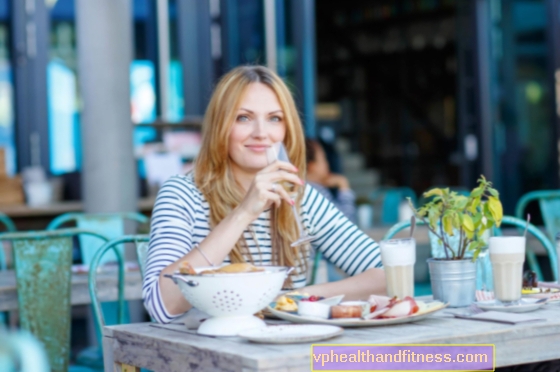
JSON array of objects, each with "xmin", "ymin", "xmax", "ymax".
[
  {"xmin": 238, "ymin": 324, "xmax": 343, "ymax": 344},
  {"xmin": 266, "ymin": 301, "xmax": 447, "ymax": 327},
  {"xmin": 475, "ymin": 298, "xmax": 546, "ymax": 313}
]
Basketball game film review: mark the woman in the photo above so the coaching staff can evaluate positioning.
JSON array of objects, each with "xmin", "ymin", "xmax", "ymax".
[
  {"xmin": 305, "ymin": 138, "xmax": 356, "ymax": 224},
  {"xmin": 143, "ymin": 65, "xmax": 385, "ymax": 323}
]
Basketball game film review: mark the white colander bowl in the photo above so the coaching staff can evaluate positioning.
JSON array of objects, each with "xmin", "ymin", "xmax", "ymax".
[{"xmin": 168, "ymin": 266, "xmax": 292, "ymax": 336}]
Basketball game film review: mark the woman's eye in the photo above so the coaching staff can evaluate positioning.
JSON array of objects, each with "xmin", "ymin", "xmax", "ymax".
[
  {"xmin": 236, "ymin": 115, "xmax": 250, "ymax": 122},
  {"xmin": 270, "ymin": 116, "xmax": 283, "ymax": 122}
]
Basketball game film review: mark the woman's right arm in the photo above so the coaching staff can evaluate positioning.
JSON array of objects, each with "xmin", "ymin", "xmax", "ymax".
[
  {"xmin": 144, "ymin": 162, "xmax": 301, "ymax": 322},
  {"xmin": 143, "ymin": 177, "xmax": 256, "ymax": 322}
]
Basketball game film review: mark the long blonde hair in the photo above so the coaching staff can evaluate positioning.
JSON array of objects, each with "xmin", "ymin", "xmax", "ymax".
[{"xmin": 194, "ymin": 65, "xmax": 308, "ymax": 277}]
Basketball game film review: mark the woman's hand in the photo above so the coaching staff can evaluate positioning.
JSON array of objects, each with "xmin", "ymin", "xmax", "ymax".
[{"xmin": 236, "ymin": 160, "xmax": 303, "ymax": 220}]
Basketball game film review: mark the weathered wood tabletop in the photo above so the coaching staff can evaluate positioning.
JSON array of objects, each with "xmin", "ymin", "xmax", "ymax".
[
  {"xmin": 0, "ymin": 269, "xmax": 143, "ymax": 311},
  {"xmin": 103, "ymin": 303, "xmax": 560, "ymax": 371}
]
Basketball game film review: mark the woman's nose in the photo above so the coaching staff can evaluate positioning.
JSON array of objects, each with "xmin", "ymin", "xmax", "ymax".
[{"xmin": 251, "ymin": 118, "xmax": 266, "ymax": 138}]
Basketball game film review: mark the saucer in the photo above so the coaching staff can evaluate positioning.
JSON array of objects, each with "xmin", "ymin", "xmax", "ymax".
[
  {"xmin": 475, "ymin": 298, "xmax": 546, "ymax": 313},
  {"xmin": 238, "ymin": 324, "xmax": 343, "ymax": 344}
]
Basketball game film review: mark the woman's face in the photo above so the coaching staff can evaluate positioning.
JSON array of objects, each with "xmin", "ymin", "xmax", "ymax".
[{"xmin": 228, "ymin": 83, "xmax": 286, "ymax": 174}]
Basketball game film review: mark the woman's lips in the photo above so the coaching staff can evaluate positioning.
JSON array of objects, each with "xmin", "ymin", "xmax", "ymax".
[{"xmin": 245, "ymin": 145, "xmax": 269, "ymax": 152}]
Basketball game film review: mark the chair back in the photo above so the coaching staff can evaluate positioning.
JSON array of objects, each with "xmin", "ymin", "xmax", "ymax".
[
  {"xmin": 135, "ymin": 237, "xmax": 150, "ymax": 278},
  {"xmin": 515, "ymin": 190, "xmax": 560, "ymax": 279},
  {"xmin": 0, "ymin": 213, "xmax": 16, "ymax": 271},
  {"xmin": 370, "ymin": 187, "xmax": 417, "ymax": 225},
  {"xmin": 0, "ymin": 330, "xmax": 49, "ymax": 372},
  {"xmin": 89, "ymin": 235, "xmax": 148, "ymax": 338},
  {"xmin": 0, "ymin": 213, "xmax": 16, "ymax": 233},
  {"xmin": 47, "ymin": 212, "xmax": 149, "ymax": 265},
  {"xmin": 0, "ymin": 229, "xmax": 108, "ymax": 372}
]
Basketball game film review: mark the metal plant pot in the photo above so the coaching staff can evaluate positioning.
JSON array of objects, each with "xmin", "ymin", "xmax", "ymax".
[{"xmin": 427, "ymin": 258, "xmax": 476, "ymax": 307}]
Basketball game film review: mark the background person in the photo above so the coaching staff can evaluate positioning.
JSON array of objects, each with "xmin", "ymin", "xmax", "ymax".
[{"xmin": 305, "ymin": 138, "xmax": 357, "ymax": 224}]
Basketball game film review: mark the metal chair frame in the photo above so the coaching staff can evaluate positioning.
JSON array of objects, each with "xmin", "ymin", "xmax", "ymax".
[
  {"xmin": 0, "ymin": 228, "xmax": 108, "ymax": 372},
  {"xmin": 89, "ymin": 235, "xmax": 150, "ymax": 338},
  {"xmin": 515, "ymin": 190, "xmax": 560, "ymax": 280}
]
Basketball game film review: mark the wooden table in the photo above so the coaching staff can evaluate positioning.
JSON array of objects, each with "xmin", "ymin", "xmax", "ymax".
[
  {"xmin": 103, "ymin": 303, "xmax": 560, "ymax": 371},
  {"xmin": 0, "ymin": 269, "xmax": 143, "ymax": 311}
]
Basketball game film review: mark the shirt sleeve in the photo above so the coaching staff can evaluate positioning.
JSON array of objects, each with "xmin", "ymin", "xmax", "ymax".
[
  {"xmin": 142, "ymin": 176, "xmax": 196, "ymax": 323},
  {"xmin": 302, "ymin": 184, "xmax": 382, "ymax": 276}
]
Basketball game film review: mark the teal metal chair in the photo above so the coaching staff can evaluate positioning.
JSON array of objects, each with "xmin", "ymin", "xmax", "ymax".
[
  {"xmin": 0, "ymin": 329, "xmax": 50, "ymax": 372},
  {"xmin": 515, "ymin": 190, "xmax": 560, "ymax": 280},
  {"xmin": 47, "ymin": 212, "xmax": 149, "ymax": 265},
  {"xmin": 369, "ymin": 187, "xmax": 418, "ymax": 226},
  {"xmin": 47, "ymin": 212, "xmax": 149, "ymax": 364},
  {"xmin": 135, "ymin": 236, "xmax": 150, "ymax": 278},
  {"xmin": 0, "ymin": 213, "xmax": 16, "ymax": 325},
  {"xmin": 0, "ymin": 228, "xmax": 108, "ymax": 372},
  {"xmin": 89, "ymin": 235, "xmax": 150, "ymax": 345}
]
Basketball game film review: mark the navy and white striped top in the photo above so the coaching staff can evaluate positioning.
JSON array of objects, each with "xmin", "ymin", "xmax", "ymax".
[{"xmin": 143, "ymin": 173, "xmax": 382, "ymax": 323}]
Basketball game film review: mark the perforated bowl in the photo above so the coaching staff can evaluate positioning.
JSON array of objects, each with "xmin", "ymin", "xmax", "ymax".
[{"xmin": 169, "ymin": 266, "xmax": 292, "ymax": 336}]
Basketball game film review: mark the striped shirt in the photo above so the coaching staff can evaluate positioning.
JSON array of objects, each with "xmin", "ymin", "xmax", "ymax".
[{"xmin": 143, "ymin": 173, "xmax": 382, "ymax": 323}]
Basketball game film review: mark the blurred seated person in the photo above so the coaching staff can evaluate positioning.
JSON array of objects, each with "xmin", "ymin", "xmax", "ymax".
[{"xmin": 305, "ymin": 138, "xmax": 357, "ymax": 224}]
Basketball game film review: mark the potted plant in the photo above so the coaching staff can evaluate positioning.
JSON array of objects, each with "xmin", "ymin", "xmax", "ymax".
[{"xmin": 409, "ymin": 176, "xmax": 503, "ymax": 307}]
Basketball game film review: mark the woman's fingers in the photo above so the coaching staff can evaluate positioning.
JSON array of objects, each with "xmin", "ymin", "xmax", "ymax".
[
  {"xmin": 255, "ymin": 169, "xmax": 303, "ymax": 188},
  {"xmin": 263, "ymin": 160, "xmax": 298, "ymax": 174},
  {"xmin": 270, "ymin": 183, "xmax": 295, "ymax": 206}
]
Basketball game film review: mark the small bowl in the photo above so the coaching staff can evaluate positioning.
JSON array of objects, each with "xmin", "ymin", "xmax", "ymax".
[
  {"xmin": 297, "ymin": 301, "xmax": 331, "ymax": 319},
  {"xmin": 318, "ymin": 295, "xmax": 345, "ymax": 306},
  {"xmin": 339, "ymin": 301, "xmax": 371, "ymax": 317}
]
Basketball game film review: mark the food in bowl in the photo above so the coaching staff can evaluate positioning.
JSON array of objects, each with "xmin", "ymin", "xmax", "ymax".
[
  {"xmin": 275, "ymin": 295, "xmax": 298, "ymax": 312},
  {"xmin": 179, "ymin": 261, "xmax": 197, "ymax": 275},
  {"xmin": 331, "ymin": 304, "xmax": 363, "ymax": 319},
  {"xmin": 298, "ymin": 301, "xmax": 330, "ymax": 319},
  {"xmin": 200, "ymin": 262, "xmax": 264, "ymax": 275},
  {"xmin": 178, "ymin": 261, "xmax": 264, "ymax": 275}
]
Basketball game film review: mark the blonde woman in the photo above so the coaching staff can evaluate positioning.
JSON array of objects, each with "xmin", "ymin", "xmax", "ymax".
[{"xmin": 143, "ymin": 65, "xmax": 385, "ymax": 323}]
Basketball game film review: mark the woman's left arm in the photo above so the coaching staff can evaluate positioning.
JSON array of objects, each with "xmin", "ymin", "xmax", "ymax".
[
  {"xmin": 302, "ymin": 267, "xmax": 386, "ymax": 301},
  {"xmin": 300, "ymin": 185, "xmax": 386, "ymax": 300}
]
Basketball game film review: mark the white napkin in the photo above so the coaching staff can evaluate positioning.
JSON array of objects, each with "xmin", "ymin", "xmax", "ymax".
[{"xmin": 453, "ymin": 310, "xmax": 545, "ymax": 325}]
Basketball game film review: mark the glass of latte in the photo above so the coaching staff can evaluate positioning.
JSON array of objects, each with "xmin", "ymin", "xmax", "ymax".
[
  {"xmin": 489, "ymin": 236, "xmax": 526, "ymax": 305},
  {"xmin": 380, "ymin": 238, "xmax": 416, "ymax": 299}
]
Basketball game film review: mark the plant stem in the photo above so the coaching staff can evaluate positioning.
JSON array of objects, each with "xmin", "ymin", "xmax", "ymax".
[
  {"xmin": 417, "ymin": 215, "xmax": 454, "ymax": 259},
  {"xmin": 459, "ymin": 229, "xmax": 465, "ymax": 258}
]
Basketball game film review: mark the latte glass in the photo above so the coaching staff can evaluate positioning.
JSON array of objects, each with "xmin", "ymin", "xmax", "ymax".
[
  {"xmin": 489, "ymin": 236, "xmax": 526, "ymax": 304},
  {"xmin": 380, "ymin": 238, "xmax": 416, "ymax": 299}
]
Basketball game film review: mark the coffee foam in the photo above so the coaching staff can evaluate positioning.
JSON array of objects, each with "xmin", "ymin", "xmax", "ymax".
[
  {"xmin": 380, "ymin": 239, "xmax": 416, "ymax": 266},
  {"xmin": 489, "ymin": 236, "xmax": 526, "ymax": 254}
]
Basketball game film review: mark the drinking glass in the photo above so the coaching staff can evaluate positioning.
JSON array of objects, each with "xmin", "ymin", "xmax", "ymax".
[
  {"xmin": 266, "ymin": 142, "xmax": 313, "ymax": 247},
  {"xmin": 379, "ymin": 238, "xmax": 416, "ymax": 299},
  {"xmin": 489, "ymin": 236, "xmax": 526, "ymax": 305}
]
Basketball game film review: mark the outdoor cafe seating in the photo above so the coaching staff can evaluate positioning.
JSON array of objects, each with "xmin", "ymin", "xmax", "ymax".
[{"xmin": 1, "ymin": 193, "xmax": 560, "ymax": 371}]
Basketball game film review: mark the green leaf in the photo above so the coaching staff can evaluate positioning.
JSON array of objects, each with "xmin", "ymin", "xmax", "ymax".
[
  {"xmin": 468, "ymin": 198, "xmax": 480, "ymax": 214},
  {"xmin": 423, "ymin": 189, "xmax": 443, "ymax": 198},
  {"xmin": 455, "ymin": 196, "xmax": 469, "ymax": 209},
  {"xmin": 462, "ymin": 214, "xmax": 475, "ymax": 232},
  {"xmin": 471, "ymin": 186, "xmax": 484, "ymax": 198},
  {"xmin": 443, "ymin": 214, "xmax": 454, "ymax": 236},
  {"xmin": 488, "ymin": 196, "xmax": 503, "ymax": 226},
  {"xmin": 489, "ymin": 188, "xmax": 499, "ymax": 197}
]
